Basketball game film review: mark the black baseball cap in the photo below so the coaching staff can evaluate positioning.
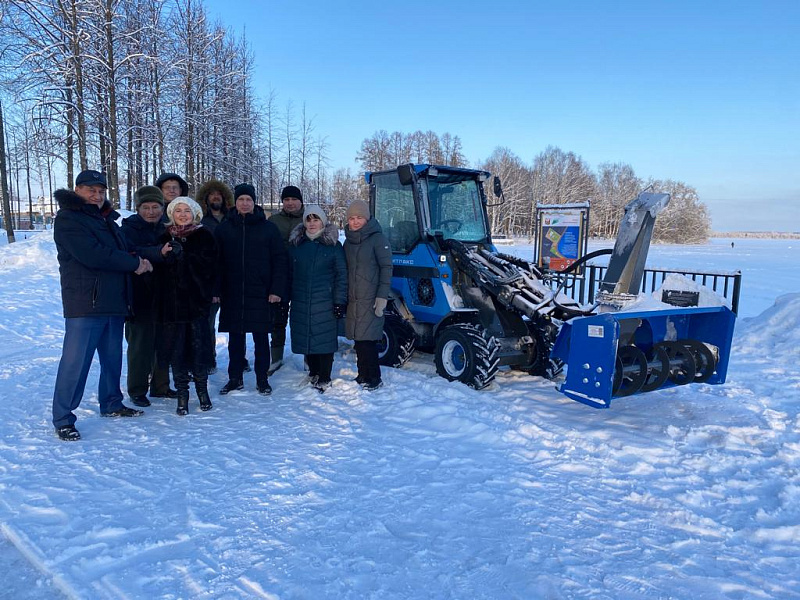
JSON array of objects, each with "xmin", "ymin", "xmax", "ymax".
[{"xmin": 75, "ymin": 170, "xmax": 108, "ymax": 188}]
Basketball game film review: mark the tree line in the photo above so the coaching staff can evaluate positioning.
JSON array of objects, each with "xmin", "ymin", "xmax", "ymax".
[
  {"xmin": 0, "ymin": 0, "xmax": 334, "ymax": 241},
  {"xmin": 0, "ymin": 0, "xmax": 709, "ymax": 245},
  {"xmin": 356, "ymin": 133, "xmax": 711, "ymax": 244}
]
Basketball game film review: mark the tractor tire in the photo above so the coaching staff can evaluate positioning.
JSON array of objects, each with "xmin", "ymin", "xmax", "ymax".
[
  {"xmin": 378, "ymin": 314, "xmax": 417, "ymax": 368},
  {"xmin": 434, "ymin": 323, "xmax": 500, "ymax": 390}
]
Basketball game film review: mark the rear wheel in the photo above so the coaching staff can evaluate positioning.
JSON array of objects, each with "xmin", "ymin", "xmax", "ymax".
[
  {"xmin": 377, "ymin": 314, "xmax": 417, "ymax": 368},
  {"xmin": 434, "ymin": 323, "xmax": 500, "ymax": 390}
]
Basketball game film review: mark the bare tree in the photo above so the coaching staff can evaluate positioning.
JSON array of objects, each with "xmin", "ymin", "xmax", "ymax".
[{"xmin": 0, "ymin": 100, "xmax": 15, "ymax": 243}]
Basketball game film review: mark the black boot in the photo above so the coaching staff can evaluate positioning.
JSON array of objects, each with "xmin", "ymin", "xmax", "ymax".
[
  {"xmin": 220, "ymin": 378, "xmax": 244, "ymax": 395},
  {"xmin": 195, "ymin": 377, "xmax": 212, "ymax": 412},
  {"xmin": 257, "ymin": 379, "xmax": 272, "ymax": 396},
  {"xmin": 176, "ymin": 390, "xmax": 189, "ymax": 416}
]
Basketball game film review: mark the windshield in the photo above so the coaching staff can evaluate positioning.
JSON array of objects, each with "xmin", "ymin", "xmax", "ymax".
[{"xmin": 426, "ymin": 175, "xmax": 488, "ymax": 243}]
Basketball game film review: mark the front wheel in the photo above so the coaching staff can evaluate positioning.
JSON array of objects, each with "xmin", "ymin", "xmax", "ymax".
[
  {"xmin": 434, "ymin": 323, "xmax": 500, "ymax": 390},
  {"xmin": 378, "ymin": 314, "xmax": 417, "ymax": 368}
]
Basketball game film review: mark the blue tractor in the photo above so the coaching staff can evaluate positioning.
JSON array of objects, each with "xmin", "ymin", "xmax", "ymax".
[{"xmin": 368, "ymin": 163, "xmax": 736, "ymax": 408}]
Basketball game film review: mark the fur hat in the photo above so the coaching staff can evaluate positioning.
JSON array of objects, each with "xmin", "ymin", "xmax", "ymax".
[
  {"xmin": 303, "ymin": 204, "xmax": 328, "ymax": 227},
  {"xmin": 155, "ymin": 172, "xmax": 189, "ymax": 196},
  {"xmin": 281, "ymin": 185, "xmax": 303, "ymax": 203},
  {"xmin": 234, "ymin": 183, "xmax": 256, "ymax": 202},
  {"xmin": 346, "ymin": 200, "xmax": 370, "ymax": 220},
  {"xmin": 134, "ymin": 185, "xmax": 164, "ymax": 208},
  {"xmin": 196, "ymin": 179, "xmax": 234, "ymax": 215},
  {"xmin": 166, "ymin": 196, "xmax": 203, "ymax": 225}
]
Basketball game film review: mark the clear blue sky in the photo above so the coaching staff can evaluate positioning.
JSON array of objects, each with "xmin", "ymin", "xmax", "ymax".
[{"xmin": 203, "ymin": 0, "xmax": 799, "ymax": 232}]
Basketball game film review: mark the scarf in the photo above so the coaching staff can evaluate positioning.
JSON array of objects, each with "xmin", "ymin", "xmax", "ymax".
[{"xmin": 168, "ymin": 224, "xmax": 199, "ymax": 238}]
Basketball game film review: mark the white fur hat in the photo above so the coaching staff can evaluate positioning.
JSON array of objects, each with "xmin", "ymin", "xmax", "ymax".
[{"xmin": 166, "ymin": 196, "xmax": 203, "ymax": 225}]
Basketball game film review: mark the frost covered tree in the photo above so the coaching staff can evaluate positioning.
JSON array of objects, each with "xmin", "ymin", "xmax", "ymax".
[{"xmin": 0, "ymin": 0, "xmax": 331, "ymax": 209}]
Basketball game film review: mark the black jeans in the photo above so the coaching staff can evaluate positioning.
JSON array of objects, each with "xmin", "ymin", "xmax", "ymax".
[
  {"xmin": 270, "ymin": 301, "xmax": 290, "ymax": 351},
  {"xmin": 228, "ymin": 332, "xmax": 270, "ymax": 383},
  {"xmin": 354, "ymin": 340, "xmax": 381, "ymax": 384},
  {"xmin": 306, "ymin": 353, "xmax": 334, "ymax": 383}
]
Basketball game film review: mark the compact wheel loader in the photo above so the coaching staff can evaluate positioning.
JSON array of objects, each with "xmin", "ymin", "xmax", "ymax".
[{"xmin": 367, "ymin": 163, "xmax": 736, "ymax": 408}]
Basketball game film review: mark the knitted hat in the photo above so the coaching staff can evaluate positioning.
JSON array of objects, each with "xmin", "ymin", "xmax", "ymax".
[
  {"xmin": 346, "ymin": 200, "xmax": 370, "ymax": 220},
  {"xmin": 303, "ymin": 204, "xmax": 328, "ymax": 227},
  {"xmin": 134, "ymin": 185, "xmax": 165, "ymax": 208},
  {"xmin": 166, "ymin": 196, "xmax": 203, "ymax": 225},
  {"xmin": 234, "ymin": 183, "xmax": 256, "ymax": 202},
  {"xmin": 281, "ymin": 185, "xmax": 303, "ymax": 203},
  {"xmin": 155, "ymin": 172, "xmax": 189, "ymax": 196}
]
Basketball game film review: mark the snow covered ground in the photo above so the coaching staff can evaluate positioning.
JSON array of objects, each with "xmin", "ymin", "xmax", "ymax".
[{"xmin": 0, "ymin": 233, "xmax": 798, "ymax": 599}]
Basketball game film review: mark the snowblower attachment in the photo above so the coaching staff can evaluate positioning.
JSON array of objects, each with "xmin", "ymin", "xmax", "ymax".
[
  {"xmin": 552, "ymin": 306, "xmax": 736, "ymax": 408},
  {"xmin": 550, "ymin": 192, "xmax": 737, "ymax": 408}
]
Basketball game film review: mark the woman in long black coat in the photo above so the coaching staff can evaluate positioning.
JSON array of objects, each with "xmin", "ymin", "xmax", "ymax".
[
  {"xmin": 288, "ymin": 205, "xmax": 347, "ymax": 392},
  {"xmin": 154, "ymin": 197, "xmax": 217, "ymax": 415},
  {"xmin": 214, "ymin": 184, "xmax": 288, "ymax": 396}
]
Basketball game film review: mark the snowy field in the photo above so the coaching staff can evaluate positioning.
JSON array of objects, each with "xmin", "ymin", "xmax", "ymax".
[{"xmin": 0, "ymin": 232, "xmax": 798, "ymax": 599}]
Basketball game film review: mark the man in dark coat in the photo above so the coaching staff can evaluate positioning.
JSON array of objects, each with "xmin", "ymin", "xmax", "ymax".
[
  {"xmin": 267, "ymin": 185, "xmax": 304, "ymax": 373},
  {"xmin": 288, "ymin": 205, "xmax": 347, "ymax": 392},
  {"xmin": 214, "ymin": 183, "xmax": 288, "ymax": 395},
  {"xmin": 196, "ymin": 179, "xmax": 235, "ymax": 372},
  {"xmin": 344, "ymin": 200, "xmax": 393, "ymax": 390},
  {"xmin": 52, "ymin": 170, "xmax": 152, "ymax": 441},
  {"xmin": 121, "ymin": 186, "xmax": 173, "ymax": 406}
]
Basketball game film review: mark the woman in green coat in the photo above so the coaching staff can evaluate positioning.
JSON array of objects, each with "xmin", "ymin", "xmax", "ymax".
[{"xmin": 288, "ymin": 205, "xmax": 348, "ymax": 392}]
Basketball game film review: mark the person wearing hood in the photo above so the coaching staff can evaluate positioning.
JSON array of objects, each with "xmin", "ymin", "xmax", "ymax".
[
  {"xmin": 121, "ymin": 186, "xmax": 176, "ymax": 407},
  {"xmin": 196, "ymin": 179, "xmax": 235, "ymax": 373},
  {"xmin": 51, "ymin": 170, "xmax": 152, "ymax": 441},
  {"xmin": 154, "ymin": 197, "xmax": 217, "ymax": 415},
  {"xmin": 288, "ymin": 205, "xmax": 347, "ymax": 392},
  {"xmin": 196, "ymin": 179, "xmax": 234, "ymax": 234},
  {"xmin": 213, "ymin": 184, "xmax": 288, "ymax": 396},
  {"xmin": 155, "ymin": 172, "xmax": 189, "ymax": 207},
  {"xmin": 267, "ymin": 185, "xmax": 304, "ymax": 374},
  {"xmin": 343, "ymin": 200, "xmax": 393, "ymax": 391}
]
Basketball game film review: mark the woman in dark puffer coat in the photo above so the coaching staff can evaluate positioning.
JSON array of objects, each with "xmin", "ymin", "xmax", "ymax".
[
  {"xmin": 154, "ymin": 197, "xmax": 217, "ymax": 415},
  {"xmin": 288, "ymin": 205, "xmax": 347, "ymax": 392}
]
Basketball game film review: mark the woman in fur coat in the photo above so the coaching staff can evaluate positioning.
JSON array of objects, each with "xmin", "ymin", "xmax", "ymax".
[{"xmin": 155, "ymin": 196, "xmax": 217, "ymax": 415}]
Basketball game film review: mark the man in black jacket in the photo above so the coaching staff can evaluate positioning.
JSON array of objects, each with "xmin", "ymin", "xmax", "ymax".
[
  {"xmin": 121, "ymin": 186, "xmax": 173, "ymax": 407},
  {"xmin": 214, "ymin": 184, "xmax": 288, "ymax": 395},
  {"xmin": 52, "ymin": 170, "xmax": 152, "ymax": 441}
]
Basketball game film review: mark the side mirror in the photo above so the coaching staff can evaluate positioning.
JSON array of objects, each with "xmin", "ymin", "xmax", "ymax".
[
  {"xmin": 493, "ymin": 176, "xmax": 503, "ymax": 198},
  {"xmin": 397, "ymin": 163, "xmax": 415, "ymax": 186}
]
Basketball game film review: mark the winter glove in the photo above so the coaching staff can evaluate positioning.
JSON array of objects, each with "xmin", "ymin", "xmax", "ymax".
[
  {"xmin": 333, "ymin": 303, "xmax": 347, "ymax": 319},
  {"xmin": 164, "ymin": 239, "xmax": 183, "ymax": 263},
  {"xmin": 373, "ymin": 297, "xmax": 387, "ymax": 318}
]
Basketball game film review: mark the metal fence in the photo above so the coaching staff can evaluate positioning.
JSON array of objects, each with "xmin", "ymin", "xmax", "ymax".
[{"xmin": 550, "ymin": 265, "xmax": 743, "ymax": 314}]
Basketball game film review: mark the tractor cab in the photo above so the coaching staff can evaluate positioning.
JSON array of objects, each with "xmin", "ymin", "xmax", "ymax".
[{"xmin": 369, "ymin": 164, "xmax": 493, "ymax": 254}]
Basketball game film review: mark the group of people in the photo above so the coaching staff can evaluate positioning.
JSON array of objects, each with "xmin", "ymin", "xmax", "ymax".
[{"xmin": 51, "ymin": 169, "xmax": 392, "ymax": 441}]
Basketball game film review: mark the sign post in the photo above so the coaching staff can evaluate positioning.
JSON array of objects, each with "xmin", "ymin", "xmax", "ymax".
[{"xmin": 534, "ymin": 203, "xmax": 590, "ymax": 274}]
